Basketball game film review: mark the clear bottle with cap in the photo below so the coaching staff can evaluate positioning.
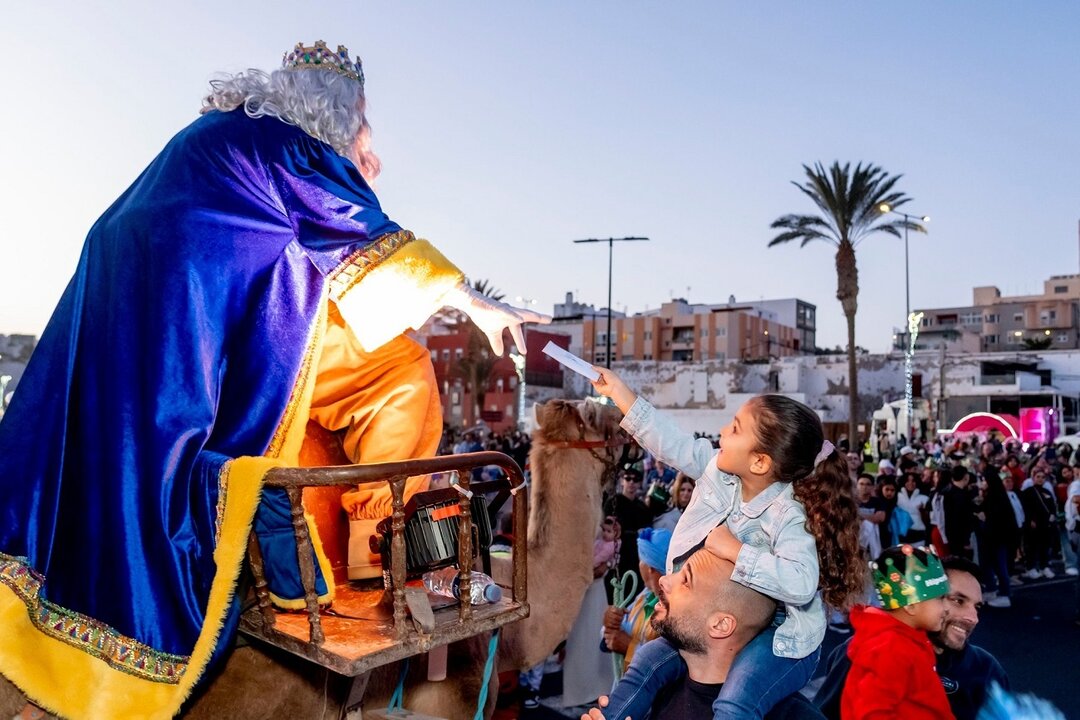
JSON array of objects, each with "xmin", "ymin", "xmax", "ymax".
[{"xmin": 422, "ymin": 567, "xmax": 503, "ymax": 605}]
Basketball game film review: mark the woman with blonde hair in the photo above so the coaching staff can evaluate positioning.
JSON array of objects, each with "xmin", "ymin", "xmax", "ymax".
[{"xmin": 652, "ymin": 473, "xmax": 695, "ymax": 531}]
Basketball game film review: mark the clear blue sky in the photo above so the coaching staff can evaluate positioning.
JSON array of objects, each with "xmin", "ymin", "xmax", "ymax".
[{"xmin": 3, "ymin": 2, "xmax": 1078, "ymax": 351}]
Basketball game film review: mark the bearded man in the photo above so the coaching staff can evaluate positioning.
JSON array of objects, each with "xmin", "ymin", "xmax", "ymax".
[
  {"xmin": 583, "ymin": 549, "xmax": 825, "ymax": 720},
  {"xmin": 814, "ymin": 557, "xmax": 1009, "ymax": 720},
  {"xmin": 0, "ymin": 41, "xmax": 544, "ymax": 720}
]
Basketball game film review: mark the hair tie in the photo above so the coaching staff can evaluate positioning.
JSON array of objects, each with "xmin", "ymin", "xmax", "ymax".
[{"xmin": 814, "ymin": 440, "xmax": 835, "ymax": 467}]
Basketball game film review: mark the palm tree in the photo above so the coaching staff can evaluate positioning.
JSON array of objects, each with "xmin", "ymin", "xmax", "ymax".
[
  {"xmin": 455, "ymin": 279, "xmax": 504, "ymax": 425},
  {"xmin": 769, "ymin": 161, "xmax": 925, "ymax": 446}
]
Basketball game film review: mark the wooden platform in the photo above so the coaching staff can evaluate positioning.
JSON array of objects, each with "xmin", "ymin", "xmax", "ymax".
[
  {"xmin": 239, "ymin": 580, "xmax": 529, "ymax": 676},
  {"xmin": 239, "ymin": 452, "xmax": 529, "ymax": 678}
]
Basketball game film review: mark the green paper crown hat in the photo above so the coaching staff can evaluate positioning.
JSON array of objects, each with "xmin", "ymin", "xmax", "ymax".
[{"xmin": 871, "ymin": 544, "xmax": 949, "ymax": 609}]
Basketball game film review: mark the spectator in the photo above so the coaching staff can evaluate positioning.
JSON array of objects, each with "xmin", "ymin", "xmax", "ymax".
[
  {"xmin": 604, "ymin": 464, "xmax": 653, "ymax": 590},
  {"xmin": 601, "ymin": 527, "xmax": 672, "ymax": 674},
  {"xmin": 928, "ymin": 469, "xmax": 949, "ymax": 559},
  {"xmin": 898, "ymin": 445, "xmax": 918, "ymax": 473},
  {"xmin": 1004, "ymin": 455, "xmax": 1026, "ymax": 488},
  {"xmin": 594, "ymin": 516, "xmax": 620, "ymax": 576},
  {"xmin": 509, "ymin": 430, "xmax": 530, "ymax": 471},
  {"xmin": 1056, "ymin": 464, "xmax": 1079, "ymax": 577},
  {"xmin": 1001, "ymin": 473, "xmax": 1026, "ymax": 583},
  {"xmin": 925, "ymin": 437, "xmax": 943, "ymax": 460},
  {"xmin": 1067, "ymin": 470, "xmax": 1080, "ymax": 624},
  {"xmin": 897, "ymin": 471, "xmax": 930, "ymax": 544},
  {"xmin": 652, "ymin": 473, "xmax": 694, "ymax": 532},
  {"xmin": 583, "ymin": 549, "xmax": 818, "ymax": 720},
  {"xmin": 562, "ymin": 518, "xmax": 617, "ymax": 707},
  {"xmin": 979, "ymin": 471, "xmax": 1019, "ymax": 607},
  {"xmin": 816, "ymin": 556, "xmax": 1009, "ymax": 720},
  {"xmin": 875, "ymin": 476, "xmax": 900, "ymax": 548},
  {"xmin": 1020, "ymin": 468, "xmax": 1058, "ymax": 579},
  {"xmin": 454, "ymin": 430, "xmax": 480, "ymax": 455},
  {"xmin": 846, "ymin": 451, "xmax": 864, "ymax": 482},
  {"xmin": 861, "ymin": 437, "xmax": 873, "ymax": 464},
  {"xmin": 644, "ymin": 483, "xmax": 673, "ymax": 524},
  {"xmin": 646, "ymin": 459, "xmax": 677, "ymax": 489},
  {"xmin": 877, "ymin": 432, "xmax": 892, "ymax": 462},
  {"xmin": 943, "ymin": 466, "xmax": 977, "ymax": 560},
  {"xmin": 856, "ymin": 473, "xmax": 886, "ymax": 560},
  {"xmin": 840, "ymin": 545, "xmax": 954, "ymax": 719}
]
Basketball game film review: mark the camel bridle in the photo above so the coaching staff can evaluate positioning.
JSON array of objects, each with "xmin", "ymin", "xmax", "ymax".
[{"xmin": 543, "ymin": 412, "xmax": 642, "ymax": 486}]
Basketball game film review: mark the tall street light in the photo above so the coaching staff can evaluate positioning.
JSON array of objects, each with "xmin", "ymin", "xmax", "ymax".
[
  {"xmin": 512, "ymin": 296, "xmax": 537, "ymax": 429},
  {"xmin": 878, "ymin": 203, "xmax": 929, "ymax": 441},
  {"xmin": 573, "ymin": 237, "xmax": 650, "ymax": 367}
]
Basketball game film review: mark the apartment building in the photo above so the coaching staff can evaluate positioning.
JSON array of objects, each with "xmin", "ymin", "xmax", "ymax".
[
  {"xmin": 901, "ymin": 274, "xmax": 1080, "ymax": 352},
  {"xmin": 553, "ymin": 295, "xmax": 809, "ymax": 365}
]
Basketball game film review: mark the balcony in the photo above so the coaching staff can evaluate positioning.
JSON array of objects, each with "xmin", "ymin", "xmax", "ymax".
[{"xmin": 671, "ymin": 331, "xmax": 696, "ymax": 345}]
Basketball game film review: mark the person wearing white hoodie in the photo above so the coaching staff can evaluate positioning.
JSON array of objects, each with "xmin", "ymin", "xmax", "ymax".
[{"xmin": 897, "ymin": 472, "xmax": 930, "ymax": 544}]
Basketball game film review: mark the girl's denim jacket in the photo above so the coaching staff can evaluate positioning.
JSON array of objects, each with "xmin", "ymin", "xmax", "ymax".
[{"xmin": 621, "ymin": 398, "xmax": 825, "ymax": 659}]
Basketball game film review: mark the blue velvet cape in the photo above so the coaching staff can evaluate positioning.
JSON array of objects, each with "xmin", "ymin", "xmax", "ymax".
[{"xmin": 0, "ymin": 110, "xmax": 398, "ymax": 701}]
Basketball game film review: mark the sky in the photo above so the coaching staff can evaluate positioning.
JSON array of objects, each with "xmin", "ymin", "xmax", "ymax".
[{"xmin": 2, "ymin": 2, "xmax": 1079, "ymax": 352}]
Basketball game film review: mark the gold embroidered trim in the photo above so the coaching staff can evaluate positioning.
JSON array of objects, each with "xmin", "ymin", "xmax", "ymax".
[
  {"xmin": 214, "ymin": 462, "xmax": 231, "ymax": 546},
  {"xmin": 0, "ymin": 552, "xmax": 189, "ymax": 684},
  {"xmin": 326, "ymin": 229, "xmax": 416, "ymax": 301}
]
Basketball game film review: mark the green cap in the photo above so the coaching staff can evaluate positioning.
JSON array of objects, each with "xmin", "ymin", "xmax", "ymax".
[{"xmin": 870, "ymin": 544, "xmax": 949, "ymax": 609}]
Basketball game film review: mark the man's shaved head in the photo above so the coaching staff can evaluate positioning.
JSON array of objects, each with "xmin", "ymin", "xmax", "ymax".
[{"xmin": 654, "ymin": 549, "xmax": 776, "ymax": 654}]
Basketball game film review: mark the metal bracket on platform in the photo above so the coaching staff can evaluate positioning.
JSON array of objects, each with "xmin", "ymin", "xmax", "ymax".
[{"xmin": 404, "ymin": 587, "xmax": 435, "ymax": 635}]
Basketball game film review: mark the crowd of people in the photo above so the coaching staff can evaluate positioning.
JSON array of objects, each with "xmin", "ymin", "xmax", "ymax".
[
  {"xmin": 438, "ymin": 406, "xmax": 1075, "ymax": 718},
  {"xmin": 433, "ymin": 427, "xmax": 534, "ymax": 483},
  {"xmin": 841, "ymin": 432, "xmax": 1080, "ymax": 615},
  {"xmin": 505, "ymin": 372, "xmax": 1072, "ymax": 720}
]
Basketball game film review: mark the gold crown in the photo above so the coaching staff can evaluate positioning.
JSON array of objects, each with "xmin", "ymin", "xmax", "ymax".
[{"xmin": 282, "ymin": 41, "xmax": 364, "ymax": 85}]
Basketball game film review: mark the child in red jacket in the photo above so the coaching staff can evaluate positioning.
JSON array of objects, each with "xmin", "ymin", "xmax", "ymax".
[{"xmin": 842, "ymin": 544, "xmax": 954, "ymax": 720}]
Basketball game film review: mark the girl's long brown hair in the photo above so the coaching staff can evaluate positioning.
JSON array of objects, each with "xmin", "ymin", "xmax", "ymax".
[{"xmin": 751, "ymin": 395, "xmax": 867, "ymax": 609}]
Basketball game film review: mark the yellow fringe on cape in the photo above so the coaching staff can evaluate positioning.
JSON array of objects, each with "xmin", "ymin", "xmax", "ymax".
[
  {"xmin": 0, "ymin": 456, "xmax": 270, "ymax": 720},
  {"xmin": 0, "ymin": 304, "xmax": 328, "ymax": 720}
]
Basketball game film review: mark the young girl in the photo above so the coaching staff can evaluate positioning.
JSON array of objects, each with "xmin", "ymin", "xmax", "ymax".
[
  {"xmin": 595, "ymin": 515, "xmax": 621, "ymax": 573},
  {"xmin": 590, "ymin": 367, "xmax": 865, "ymax": 720}
]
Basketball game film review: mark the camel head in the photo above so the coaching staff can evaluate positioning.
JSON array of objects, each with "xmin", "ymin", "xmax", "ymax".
[{"xmin": 527, "ymin": 398, "xmax": 629, "ymax": 547}]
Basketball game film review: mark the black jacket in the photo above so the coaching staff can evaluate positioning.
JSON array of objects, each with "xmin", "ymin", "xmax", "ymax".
[
  {"xmin": 981, "ymin": 488, "xmax": 1020, "ymax": 547},
  {"xmin": 942, "ymin": 483, "xmax": 977, "ymax": 548},
  {"xmin": 1020, "ymin": 484, "xmax": 1057, "ymax": 528}
]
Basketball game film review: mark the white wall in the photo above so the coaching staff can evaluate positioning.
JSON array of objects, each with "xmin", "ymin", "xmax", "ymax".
[{"xmin": 559, "ymin": 349, "xmax": 1080, "ymax": 432}]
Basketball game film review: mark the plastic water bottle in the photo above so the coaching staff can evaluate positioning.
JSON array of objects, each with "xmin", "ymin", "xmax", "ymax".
[{"xmin": 422, "ymin": 567, "xmax": 503, "ymax": 604}]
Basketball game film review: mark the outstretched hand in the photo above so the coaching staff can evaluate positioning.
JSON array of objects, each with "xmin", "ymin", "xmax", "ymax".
[
  {"xmin": 445, "ymin": 282, "xmax": 551, "ymax": 355},
  {"xmin": 590, "ymin": 367, "xmax": 638, "ymax": 413}
]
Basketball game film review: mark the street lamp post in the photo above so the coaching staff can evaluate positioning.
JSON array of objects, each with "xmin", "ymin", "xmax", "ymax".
[
  {"xmin": 573, "ymin": 237, "xmax": 650, "ymax": 367},
  {"xmin": 878, "ymin": 204, "xmax": 929, "ymax": 441},
  {"xmin": 512, "ymin": 296, "xmax": 537, "ymax": 429}
]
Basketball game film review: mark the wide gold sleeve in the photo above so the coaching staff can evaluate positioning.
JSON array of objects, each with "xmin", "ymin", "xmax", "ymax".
[{"xmin": 329, "ymin": 230, "xmax": 464, "ymax": 351}]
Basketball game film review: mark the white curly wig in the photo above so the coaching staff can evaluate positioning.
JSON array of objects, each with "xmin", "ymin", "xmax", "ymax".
[{"xmin": 202, "ymin": 68, "xmax": 381, "ymax": 181}]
